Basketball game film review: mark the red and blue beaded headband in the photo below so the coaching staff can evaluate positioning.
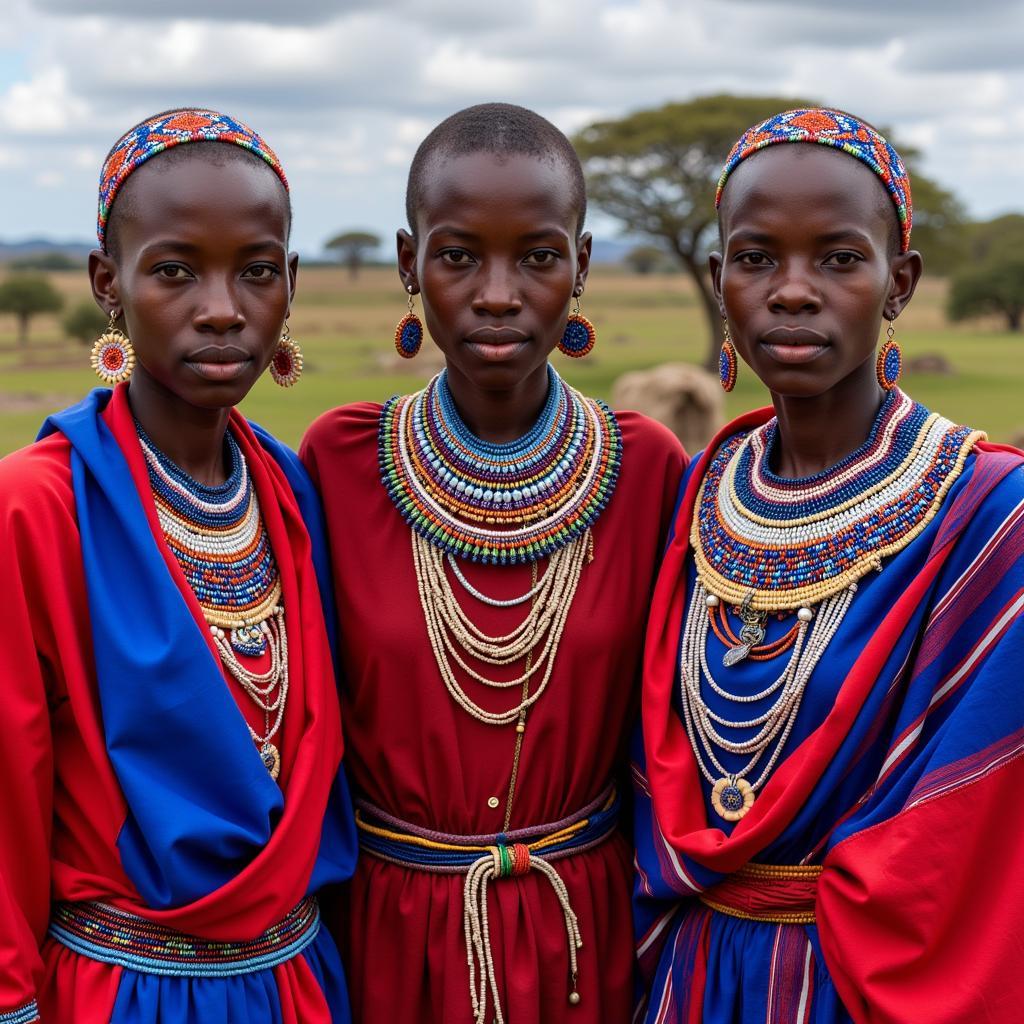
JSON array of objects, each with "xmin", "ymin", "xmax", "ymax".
[
  {"xmin": 97, "ymin": 108, "xmax": 289, "ymax": 250},
  {"xmin": 715, "ymin": 108, "xmax": 913, "ymax": 253}
]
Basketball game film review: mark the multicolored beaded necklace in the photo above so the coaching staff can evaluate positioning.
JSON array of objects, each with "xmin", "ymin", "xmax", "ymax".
[
  {"xmin": 138, "ymin": 425, "xmax": 289, "ymax": 779},
  {"xmin": 378, "ymin": 364, "xmax": 620, "ymax": 755},
  {"xmin": 379, "ymin": 364, "xmax": 622, "ymax": 565},
  {"xmin": 680, "ymin": 390, "xmax": 982, "ymax": 821}
]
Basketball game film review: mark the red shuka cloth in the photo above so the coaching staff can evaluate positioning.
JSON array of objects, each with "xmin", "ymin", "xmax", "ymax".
[{"xmin": 302, "ymin": 403, "xmax": 685, "ymax": 1023}]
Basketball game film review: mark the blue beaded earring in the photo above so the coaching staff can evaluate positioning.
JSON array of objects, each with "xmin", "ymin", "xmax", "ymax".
[
  {"xmin": 558, "ymin": 293, "xmax": 596, "ymax": 358},
  {"xmin": 876, "ymin": 316, "xmax": 902, "ymax": 391},
  {"xmin": 719, "ymin": 320, "xmax": 737, "ymax": 392},
  {"xmin": 395, "ymin": 286, "xmax": 423, "ymax": 358}
]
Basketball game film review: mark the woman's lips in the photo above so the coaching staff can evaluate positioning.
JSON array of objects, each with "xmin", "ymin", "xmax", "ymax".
[
  {"xmin": 184, "ymin": 346, "xmax": 252, "ymax": 382},
  {"xmin": 759, "ymin": 327, "xmax": 829, "ymax": 365},
  {"xmin": 464, "ymin": 327, "xmax": 529, "ymax": 362}
]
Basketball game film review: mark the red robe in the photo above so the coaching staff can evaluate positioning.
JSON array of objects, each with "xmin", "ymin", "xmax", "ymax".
[
  {"xmin": 0, "ymin": 385, "xmax": 351, "ymax": 1023},
  {"xmin": 301, "ymin": 402, "xmax": 685, "ymax": 1023}
]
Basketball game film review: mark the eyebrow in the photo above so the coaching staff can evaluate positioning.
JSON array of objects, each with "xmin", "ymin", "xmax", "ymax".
[
  {"xmin": 427, "ymin": 226, "xmax": 570, "ymax": 243},
  {"xmin": 137, "ymin": 239, "xmax": 285, "ymax": 258},
  {"xmin": 727, "ymin": 227, "xmax": 876, "ymax": 246}
]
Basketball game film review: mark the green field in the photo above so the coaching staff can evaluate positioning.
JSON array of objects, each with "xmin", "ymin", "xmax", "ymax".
[{"xmin": 0, "ymin": 265, "xmax": 1020, "ymax": 457}]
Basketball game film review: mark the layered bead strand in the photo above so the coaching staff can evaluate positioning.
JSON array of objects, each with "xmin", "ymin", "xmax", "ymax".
[
  {"xmin": 139, "ymin": 427, "xmax": 289, "ymax": 779},
  {"xmin": 679, "ymin": 392, "xmax": 981, "ymax": 820},
  {"xmin": 379, "ymin": 365, "xmax": 621, "ymax": 564}
]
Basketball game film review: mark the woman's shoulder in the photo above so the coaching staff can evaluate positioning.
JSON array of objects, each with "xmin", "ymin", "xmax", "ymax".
[
  {"xmin": 301, "ymin": 401, "xmax": 383, "ymax": 455},
  {"xmin": 613, "ymin": 408, "xmax": 687, "ymax": 464}
]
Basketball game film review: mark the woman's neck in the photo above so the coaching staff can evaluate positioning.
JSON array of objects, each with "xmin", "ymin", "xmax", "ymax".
[
  {"xmin": 127, "ymin": 375, "xmax": 232, "ymax": 486},
  {"xmin": 769, "ymin": 364, "xmax": 886, "ymax": 479},
  {"xmin": 442, "ymin": 362, "xmax": 552, "ymax": 444}
]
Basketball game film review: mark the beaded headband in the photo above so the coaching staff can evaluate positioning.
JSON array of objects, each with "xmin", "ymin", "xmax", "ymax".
[
  {"xmin": 97, "ymin": 108, "xmax": 289, "ymax": 250},
  {"xmin": 715, "ymin": 108, "xmax": 912, "ymax": 253}
]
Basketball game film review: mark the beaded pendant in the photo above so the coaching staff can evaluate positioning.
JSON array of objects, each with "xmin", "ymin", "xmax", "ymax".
[
  {"xmin": 139, "ymin": 427, "xmax": 283, "ymax": 655},
  {"xmin": 378, "ymin": 365, "xmax": 622, "ymax": 564},
  {"xmin": 693, "ymin": 389, "xmax": 984, "ymax": 612}
]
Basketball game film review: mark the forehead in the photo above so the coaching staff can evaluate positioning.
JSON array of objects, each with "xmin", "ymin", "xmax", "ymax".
[
  {"xmin": 719, "ymin": 144, "xmax": 894, "ymax": 242},
  {"xmin": 417, "ymin": 151, "xmax": 577, "ymax": 234},
  {"xmin": 113, "ymin": 152, "xmax": 289, "ymax": 246}
]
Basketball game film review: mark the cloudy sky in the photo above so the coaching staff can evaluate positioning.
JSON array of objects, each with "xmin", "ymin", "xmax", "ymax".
[{"xmin": 2, "ymin": 0, "xmax": 1022, "ymax": 256}]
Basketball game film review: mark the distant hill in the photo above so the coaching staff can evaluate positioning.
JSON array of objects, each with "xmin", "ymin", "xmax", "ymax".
[{"xmin": 0, "ymin": 239, "xmax": 92, "ymax": 266}]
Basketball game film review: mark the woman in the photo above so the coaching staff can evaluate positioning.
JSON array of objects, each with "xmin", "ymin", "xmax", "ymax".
[
  {"xmin": 302, "ymin": 103, "xmax": 685, "ymax": 1023},
  {"xmin": 0, "ymin": 109, "xmax": 355, "ymax": 1023},
  {"xmin": 634, "ymin": 108, "xmax": 1024, "ymax": 1023}
]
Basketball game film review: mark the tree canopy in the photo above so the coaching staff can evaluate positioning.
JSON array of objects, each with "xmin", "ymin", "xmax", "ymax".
[
  {"xmin": 325, "ymin": 230, "xmax": 382, "ymax": 280},
  {"xmin": 0, "ymin": 273, "xmax": 63, "ymax": 346},
  {"xmin": 63, "ymin": 301, "xmax": 109, "ymax": 346},
  {"xmin": 574, "ymin": 94, "xmax": 971, "ymax": 368},
  {"xmin": 947, "ymin": 215, "xmax": 1024, "ymax": 332},
  {"xmin": 575, "ymin": 94, "xmax": 810, "ymax": 368}
]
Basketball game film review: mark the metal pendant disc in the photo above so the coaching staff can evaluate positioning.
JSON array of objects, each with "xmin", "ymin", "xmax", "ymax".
[
  {"xmin": 260, "ymin": 742, "xmax": 281, "ymax": 780},
  {"xmin": 711, "ymin": 776, "xmax": 754, "ymax": 821}
]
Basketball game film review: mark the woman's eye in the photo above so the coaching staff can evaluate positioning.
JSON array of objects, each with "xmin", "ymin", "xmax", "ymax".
[
  {"xmin": 244, "ymin": 264, "xmax": 281, "ymax": 281},
  {"xmin": 826, "ymin": 251, "xmax": 863, "ymax": 266},
  {"xmin": 440, "ymin": 249, "xmax": 475, "ymax": 266},
  {"xmin": 524, "ymin": 250, "xmax": 559, "ymax": 266},
  {"xmin": 737, "ymin": 252, "xmax": 771, "ymax": 266},
  {"xmin": 155, "ymin": 264, "xmax": 192, "ymax": 280}
]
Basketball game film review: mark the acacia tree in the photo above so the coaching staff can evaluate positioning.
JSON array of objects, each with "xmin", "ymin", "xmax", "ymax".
[
  {"xmin": 575, "ymin": 95, "xmax": 806, "ymax": 369},
  {"xmin": 947, "ymin": 215, "xmax": 1024, "ymax": 332},
  {"xmin": 575, "ymin": 94, "xmax": 967, "ymax": 369},
  {"xmin": 63, "ymin": 301, "xmax": 110, "ymax": 345},
  {"xmin": 0, "ymin": 273, "xmax": 63, "ymax": 347},
  {"xmin": 325, "ymin": 230, "xmax": 382, "ymax": 280}
]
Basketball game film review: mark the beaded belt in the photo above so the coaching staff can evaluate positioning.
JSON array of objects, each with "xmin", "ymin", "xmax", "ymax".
[
  {"xmin": 355, "ymin": 785, "xmax": 619, "ymax": 1024},
  {"xmin": 47, "ymin": 896, "xmax": 319, "ymax": 977},
  {"xmin": 698, "ymin": 862, "xmax": 822, "ymax": 925}
]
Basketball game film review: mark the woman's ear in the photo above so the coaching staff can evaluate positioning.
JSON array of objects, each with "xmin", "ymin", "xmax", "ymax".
[
  {"xmin": 885, "ymin": 249, "xmax": 924, "ymax": 320},
  {"xmin": 575, "ymin": 231, "xmax": 593, "ymax": 294},
  {"xmin": 89, "ymin": 249, "xmax": 120, "ymax": 317},
  {"xmin": 709, "ymin": 249, "xmax": 725, "ymax": 315},
  {"xmin": 397, "ymin": 229, "xmax": 419, "ymax": 295}
]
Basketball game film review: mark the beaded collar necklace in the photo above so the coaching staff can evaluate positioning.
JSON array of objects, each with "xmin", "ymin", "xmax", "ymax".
[
  {"xmin": 693, "ymin": 389, "xmax": 983, "ymax": 612},
  {"xmin": 680, "ymin": 390, "xmax": 982, "ymax": 822},
  {"xmin": 137, "ymin": 425, "xmax": 289, "ymax": 779},
  {"xmin": 139, "ymin": 426, "xmax": 282, "ymax": 653},
  {"xmin": 378, "ymin": 365, "xmax": 622, "ymax": 564}
]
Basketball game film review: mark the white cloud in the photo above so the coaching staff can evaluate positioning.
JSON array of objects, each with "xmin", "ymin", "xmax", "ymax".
[{"xmin": 1, "ymin": 1, "xmax": 1021, "ymax": 250}]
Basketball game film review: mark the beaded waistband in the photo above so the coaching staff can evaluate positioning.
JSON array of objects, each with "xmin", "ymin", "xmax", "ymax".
[
  {"xmin": 356, "ymin": 786, "xmax": 618, "ymax": 1024},
  {"xmin": 699, "ymin": 862, "xmax": 822, "ymax": 925},
  {"xmin": 355, "ymin": 784, "xmax": 619, "ymax": 872},
  {"xmin": 47, "ymin": 896, "xmax": 319, "ymax": 977}
]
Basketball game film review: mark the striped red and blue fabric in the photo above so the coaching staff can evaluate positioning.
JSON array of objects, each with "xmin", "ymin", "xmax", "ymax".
[{"xmin": 634, "ymin": 406, "xmax": 1024, "ymax": 1023}]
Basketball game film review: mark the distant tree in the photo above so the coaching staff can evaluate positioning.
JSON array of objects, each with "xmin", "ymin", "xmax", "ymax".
[
  {"xmin": 575, "ymin": 95, "xmax": 971, "ymax": 368},
  {"xmin": 325, "ymin": 230, "xmax": 382, "ymax": 280},
  {"xmin": 948, "ymin": 259, "xmax": 1024, "ymax": 332},
  {"xmin": 63, "ymin": 301, "xmax": 109, "ymax": 346},
  {"xmin": 575, "ymin": 95, "xmax": 811, "ymax": 369},
  {"xmin": 947, "ymin": 215, "xmax": 1024, "ymax": 332},
  {"xmin": 624, "ymin": 244, "xmax": 668, "ymax": 275},
  {"xmin": 903, "ymin": 171, "xmax": 968, "ymax": 277},
  {"xmin": 0, "ymin": 273, "xmax": 63, "ymax": 346},
  {"xmin": 963, "ymin": 214, "xmax": 1024, "ymax": 263}
]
